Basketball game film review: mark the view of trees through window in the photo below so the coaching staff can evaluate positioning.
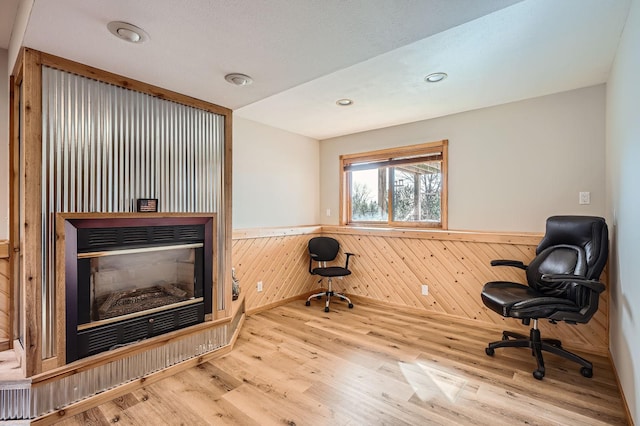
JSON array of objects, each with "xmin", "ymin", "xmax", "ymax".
[
  {"xmin": 342, "ymin": 140, "xmax": 447, "ymax": 228},
  {"xmin": 350, "ymin": 169, "xmax": 387, "ymax": 221},
  {"xmin": 350, "ymin": 162, "xmax": 442, "ymax": 223}
]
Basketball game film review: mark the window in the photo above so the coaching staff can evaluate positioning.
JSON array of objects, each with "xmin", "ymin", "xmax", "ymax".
[{"xmin": 340, "ymin": 140, "xmax": 448, "ymax": 229}]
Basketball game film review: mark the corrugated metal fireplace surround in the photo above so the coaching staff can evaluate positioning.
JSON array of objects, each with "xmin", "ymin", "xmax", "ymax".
[
  {"xmin": 1, "ymin": 53, "xmax": 236, "ymax": 423},
  {"xmin": 40, "ymin": 66, "xmax": 227, "ymax": 359}
]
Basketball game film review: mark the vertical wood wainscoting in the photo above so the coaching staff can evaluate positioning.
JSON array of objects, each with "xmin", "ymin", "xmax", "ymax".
[{"xmin": 0, "ymin": 241, "xmax": 9, "ymax": 350}]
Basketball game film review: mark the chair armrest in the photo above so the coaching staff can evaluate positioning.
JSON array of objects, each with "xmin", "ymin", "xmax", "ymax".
[
  {"xmin": 541, "ymin": 274, "xmax": 606, "ymax": 294},
  {"xmin": 490, "ymin": 259, "xmax": 527, "ymax": 270},
  {"xmin": 309, "ymin": 253, "xmax": 318, "ymax": 274},
  {"xmin": 345, "ymin": 252, "xmax": 355, "ymax": 269}
]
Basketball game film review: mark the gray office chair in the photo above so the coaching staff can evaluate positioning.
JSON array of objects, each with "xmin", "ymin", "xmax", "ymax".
[{"xmin": 305, "ymin": 237, "xmax": 355, "ymax": 312}]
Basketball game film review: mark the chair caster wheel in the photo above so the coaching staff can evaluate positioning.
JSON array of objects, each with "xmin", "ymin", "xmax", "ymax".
[
  {"xmin": 348, "ymin": 303, "xmax": 354, "ymax": 309},
  {"xmin": 324, "ymin": 307, "xmax": 330, "ymax": 313},
  {"xmin": 305, "ymin": 301, "xmax": 310, "ymax": 306},
  {"xmin": 485, "ymin": 347, "xmax": 494, "ymax": 356},
  {"xmin": 501, "ymin": 334, "xmax": 509, "ymax": 341},
  {"xmin": 533, "ymin": 370, "xmax": 545, "ymax": 380},
  {"xmin": 580, "ymin": 367, "xmax": 593, "ymax": 378}
]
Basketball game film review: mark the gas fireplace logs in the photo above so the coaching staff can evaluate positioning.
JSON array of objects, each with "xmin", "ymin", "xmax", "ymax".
[{"xmin": 96, "ymin": 282, "xmax": 190, "ymax": 320}]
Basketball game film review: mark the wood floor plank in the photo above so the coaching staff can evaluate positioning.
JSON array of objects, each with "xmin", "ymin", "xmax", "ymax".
[
  {"xmin": 61, "ymin": 407, "xmax": 110, "ymax": 426},
  {"xmin": 474, "ymin": 382, "xmax": 613, "ymax": 426},
  {"xmin": 57, "ymin": 300, "xmax": 628, "ymax": 425},
  {"xmin": 222, "ymin": 376, "xmax": 350, "ymax": 426},
  {"xmin": 159, "ymin": 367, "xmax": 260, "ymax": 425}
]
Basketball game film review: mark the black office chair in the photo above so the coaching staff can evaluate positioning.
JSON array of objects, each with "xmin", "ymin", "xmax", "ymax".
[
  {"xmin": 305, "ymin": 237, "xmax": 355, "ymax": 312},
  {"xmin": 481, "ymin": 216, "xmax": 608, "ymax": 380}
]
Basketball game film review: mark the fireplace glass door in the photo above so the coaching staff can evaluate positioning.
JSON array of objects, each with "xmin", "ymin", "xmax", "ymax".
[{"xmin": 79, "ymin": 244, "xmax": 203, "ymax": 328}]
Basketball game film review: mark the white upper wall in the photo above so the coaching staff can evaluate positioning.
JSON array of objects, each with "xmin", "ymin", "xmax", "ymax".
[
  {"xmin": 320, "ymin": 85, "xmax": 606, "ymax": 233},
  {"xmin": 0, "ymin": 48, "xmax": 8, "ymax": 239},
  {"xmin": 0, "ymin": 60, "xmax": 608, "ymax": 237},
  {"xmin": 232, "ymin": 117, "xmax": 319, "ymax": 229},
  {"xmin": 7, "ymin": 0, "xmax": 32, "ymax": 74},
  {"xmin": 606, "ymin": 0, "xmax": 640, "ymax": 422}
]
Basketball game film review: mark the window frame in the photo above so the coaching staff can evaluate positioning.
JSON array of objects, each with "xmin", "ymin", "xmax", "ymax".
[{"xmin": 340, "ymin": 140, "xmax": 448, "ymax": 229}]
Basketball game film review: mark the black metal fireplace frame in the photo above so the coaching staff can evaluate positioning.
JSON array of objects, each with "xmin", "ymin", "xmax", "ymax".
[{"xmin": 63, "ymin": 215, "xmax": 214, "ymax": 363}]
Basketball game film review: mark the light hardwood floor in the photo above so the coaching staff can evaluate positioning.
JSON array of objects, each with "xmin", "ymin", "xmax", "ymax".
[{"xmin": 57, "ymin": 300, "xmax": 628, "ymax": 425}]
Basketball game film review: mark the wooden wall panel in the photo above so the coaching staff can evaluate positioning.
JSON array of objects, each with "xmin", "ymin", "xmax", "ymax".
[
  {"xmin": 233, "ymin": 226, "xmax": 608, "ymax": 353},
  {"xmin": 0, "ymin": 242, "xmax": 9, "ymax": 343},
  {"xmin": 322, "ymin": 230, "xmax": 608, "ymax": 354},
  {"xmin": 232, "ymin": 228, "xmax": 320, "ymax": 314}
]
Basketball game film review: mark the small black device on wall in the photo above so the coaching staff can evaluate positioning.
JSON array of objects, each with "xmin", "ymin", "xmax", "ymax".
[{"xmin": 137, "ymin": 198, "xmax": 158, "ymax": 212}]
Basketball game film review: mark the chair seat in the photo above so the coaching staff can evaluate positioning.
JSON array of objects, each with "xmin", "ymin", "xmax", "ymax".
[
  {"xmin": 482, "ymin": 281, "xmax": 580, "ymax": 319},
  {"xmin": 312, "ymin": 267, "xmax": 351, "ymax": 277}
]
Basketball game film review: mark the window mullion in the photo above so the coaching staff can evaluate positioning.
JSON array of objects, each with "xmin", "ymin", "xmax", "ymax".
[{"xmin": 388, "ymin": 167, "xmax": 394, "ymax": 224}]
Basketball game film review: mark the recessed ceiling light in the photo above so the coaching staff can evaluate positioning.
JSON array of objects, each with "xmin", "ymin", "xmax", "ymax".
[
  {"xmin": 107, "ymin": 21, "xmax": 149, "ymax": 43},
  {"xmin": 225, "ymin": 73, "xmax": 253, "ymax": 86},
  {"xmin": 336, "ymin": 99, "xmax": 353, "ymax": 106},
  {"xmin": 424, "ymin": 72, "xmax": 448, "ymax": 83}
]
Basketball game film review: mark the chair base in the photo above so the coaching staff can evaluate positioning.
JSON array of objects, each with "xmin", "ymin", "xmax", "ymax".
[
  {"xmin": 305, "ymin": 278, "xmax": 353, "ymax": 312},
  {"xmin": 485, "ymin": 320, "xmax": 594, "ymax": 380}
]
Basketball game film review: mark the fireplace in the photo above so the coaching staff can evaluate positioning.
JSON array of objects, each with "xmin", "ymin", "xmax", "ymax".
[{"xmin": 62, "ymin": 215, "xmax": 214, "ymax": 363}]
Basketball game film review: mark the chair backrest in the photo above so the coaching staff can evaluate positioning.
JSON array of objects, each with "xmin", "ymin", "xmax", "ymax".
[
  {"xmin": 527, "ymin": 216, "xmax": 608, "ymax": 309},
  {"xmin": 536, "ymin": 216, "xmax": 608, "ymax": 279},
  {"xmin": 308, "ymin": 237, "xmax": 340, "ymax": 262}
]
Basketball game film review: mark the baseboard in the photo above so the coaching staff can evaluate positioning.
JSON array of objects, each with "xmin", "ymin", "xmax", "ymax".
[
  {"xmin": 246, "ymin": 291, "xmax": 317, "ymax": 316},
  {"xmin": 609, "ymin": 349, "xmax": 635, "ymax": 426},
  {"xmin": 345, "ymin": 294, "xmax": 480, "ymax": 325},
  {"xmin": 344, "ymin": 293, "xmax": 609, "ymax": 356},
  {"xmin": 250, "ymin": 291, "xmax": 610, "ymax": 357}
]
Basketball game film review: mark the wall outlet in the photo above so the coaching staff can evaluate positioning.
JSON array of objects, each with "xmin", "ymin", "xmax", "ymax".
[
  {"xmin": 579, "ymin": 191, "xmax": 591, "ymax": 205},
  {"xmin": 257, "ymin": 281, "xmax": 263, "ymax": 292},
  {"xmin": 326, "ymin": 208, "xmax": 331, "ymax": 217},
  {"xmin": 421, "ymin": 284, "xmax": 429, "ymax": 296}
]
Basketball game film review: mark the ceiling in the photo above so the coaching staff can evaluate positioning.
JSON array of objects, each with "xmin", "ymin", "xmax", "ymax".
[
  {"xmin": 0, "ymin": 0, "xmax": 19, "ymax": 49},
  {"xmin": 1, "ymin": 0, "xmax": 632, "ymax": 140}
]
